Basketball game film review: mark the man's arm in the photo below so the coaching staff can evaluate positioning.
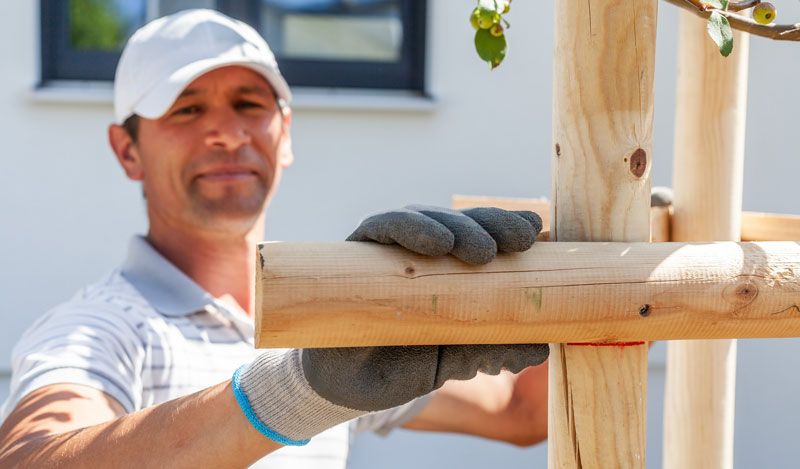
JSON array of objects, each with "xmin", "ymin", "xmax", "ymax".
[
  {"xmin": 0, "ymin": 382, "xmax": 281, "ymax": 468},
  {"xmin": 403, "ymin": 362, "xmax": 548, "ymax": 447}
]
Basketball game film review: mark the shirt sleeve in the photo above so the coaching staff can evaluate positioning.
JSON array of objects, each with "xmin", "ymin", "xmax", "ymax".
[
  {"xmin": 352, "ymin": 393, "xmax": 433, "ymax": 436},
  {"xmin": 1, "ymin": 302, "xmax": 146, "ymax": 420}
]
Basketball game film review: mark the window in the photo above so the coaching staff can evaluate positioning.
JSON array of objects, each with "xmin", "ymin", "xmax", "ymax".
[{"xmin": 40, "ymin": 0, "xmax": 427, "ymax": 92}]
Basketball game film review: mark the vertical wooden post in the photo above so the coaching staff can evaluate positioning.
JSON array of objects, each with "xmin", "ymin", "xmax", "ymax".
[
  {"xmin": 548, "ymin": 0, "xmax": 657, "ymax": 466},
  {"xmin": 663, "ymin": 11, "xmax": 749, "ymax": 469}
]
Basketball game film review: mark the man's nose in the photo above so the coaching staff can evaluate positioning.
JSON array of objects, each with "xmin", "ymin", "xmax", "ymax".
[{"xmin": 204, "ymin": 108, "xmax": 252, "ymax": 150}]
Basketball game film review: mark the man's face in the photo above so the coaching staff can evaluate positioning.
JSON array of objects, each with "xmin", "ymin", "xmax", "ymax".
[{"xmin": 118, "ymin": 66, "xmax": 292, "ymax": 234}]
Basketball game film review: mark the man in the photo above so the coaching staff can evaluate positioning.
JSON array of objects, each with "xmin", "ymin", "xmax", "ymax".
[{"xmin": 0, "ymin": 9, "xmax": 550, "ymax": 467}]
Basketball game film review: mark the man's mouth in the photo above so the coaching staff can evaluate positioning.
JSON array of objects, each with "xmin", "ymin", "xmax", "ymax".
[{"xmin": 196, "ymin": 167, "xmax": 260, "ymax": 182}]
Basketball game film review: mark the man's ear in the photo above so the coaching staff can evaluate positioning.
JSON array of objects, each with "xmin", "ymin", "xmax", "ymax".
[
  {"xmin": 108, "ymin": 124, "xmax": 144, "ymax": 180},
  {"xmin": 278, "ymin": 107, "xmax": 294, "ymax": 168}
]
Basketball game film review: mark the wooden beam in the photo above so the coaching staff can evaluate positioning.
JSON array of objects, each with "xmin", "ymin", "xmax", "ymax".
[
  {"xmin": 452, "ymin": 195, "xmax": 672, "ymax": 243},
  {"xmin": 452, "ymin": 195, "xmax": 551, "ymax": 230},
  {"xmin": 550, "ymin": 342, "xmax": 647, "ymax": 466},
  {"xmin": 742, "ymin": 212, "xmax": 800, "ymax": 242},
  {"xmin": 454, "ymin": 194, "xmax": 800, "ymax": 243},
  {"xmin": 254, "ymin": 240, "xmax": 800, "ymax": 348},
  {"xmin": 651, "ymin": 206, "xmax": 671, "ymax": 243},
  {"xmin": 548, "ymin": 0, "xmax": 657, "ymax": 463},
  {"xmin": 663, "ymin": 11, "xmax": 750, "ymax": 469}
]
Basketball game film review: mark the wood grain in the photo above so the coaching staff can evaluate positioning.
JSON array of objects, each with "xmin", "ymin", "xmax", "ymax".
[
  {"xmin": 742, "ymin": 212, "xmax": 800, "ymax": 242},
  {"xmin": 548, "ymin": 0, "xmax": 657, "ymax": 465},
  {"xmin": 550, "ymin": 343, "xmax": 647, "ymax": 468},
  {"xmin": 663, "ymin": 11, "xmax": 750, "ymax": 469},
  {"xmin": 254, "ymin": 240, "xmax": 800, "ymax": 347}
]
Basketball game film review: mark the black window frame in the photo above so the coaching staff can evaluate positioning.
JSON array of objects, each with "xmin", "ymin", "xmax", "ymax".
[{"xmin": 39, "ymin": 0, "xmax": 427, "ymax": 93}]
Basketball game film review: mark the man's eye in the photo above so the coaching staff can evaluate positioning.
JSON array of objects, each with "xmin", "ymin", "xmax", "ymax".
[
  {"xmin": 174, "ymin": 105, "xmax": 201, "ymax": 115},
  {"xmin": 236, "ymin": 101, "xmax": 263, "ymax": 109}
]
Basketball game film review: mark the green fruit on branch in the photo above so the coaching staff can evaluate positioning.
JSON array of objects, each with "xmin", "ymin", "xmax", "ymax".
[
  {"xmin": 752, "ymin": 2, "xmax": 777, "ymax": 24},
  {"xmin": 471, "ymin": 1, "xmax": 511, "ymax": 69},
  {"xmin": 474, "ymin": 6, "xmax": 499, "ymax": 29},
  {"xmin": 490, "ymin": 23, "xmax": 504, "ymax": 37},
  {"xmin": 470, "ymin": 9, "xmax": 481, "ymax": 30}
]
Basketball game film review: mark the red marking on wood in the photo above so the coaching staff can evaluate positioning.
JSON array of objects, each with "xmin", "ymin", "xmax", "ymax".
[{"xmin": 567, "ymin": 341, "xmax": 646, "ymax": 348}]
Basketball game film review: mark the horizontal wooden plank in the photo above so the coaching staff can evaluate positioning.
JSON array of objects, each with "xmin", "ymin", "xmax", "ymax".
[
  {"xmin": 451, "ymin": 194, "xmax": 550, "ymax": 212},
  {"xmin": 741, "ymin": 212, "xmax": 800, "ymax": 242},
  {"xmin": 451, "ymin": 194, "xmax": 551, "ymax": 228},
  {"xmin": 453, "ymin": 194, "xmax": 670, "ymax": 242},
  {"xmin": 453, "ymin": 194, "xmax": 800, "ymax": 242},
  {"xmin": 255, "ymin": 241, "xmax": 800, "ymax": 348}
]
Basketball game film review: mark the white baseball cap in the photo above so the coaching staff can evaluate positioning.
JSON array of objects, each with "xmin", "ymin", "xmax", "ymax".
[{"xmin": 113, "ymin": 9, "xmax": 292, "ymax": 124}]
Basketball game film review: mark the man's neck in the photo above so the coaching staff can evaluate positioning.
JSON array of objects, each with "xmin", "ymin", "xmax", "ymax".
[{"xmin": 146, "ymin": 215, "xmax": 265, "ymax": 317}]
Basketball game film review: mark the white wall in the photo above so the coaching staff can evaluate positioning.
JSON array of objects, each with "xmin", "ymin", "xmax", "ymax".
[
  {"xmin": 0, "ymin": 375, "xmax": 8, "ymax": 410},
  {"xmin": 2, "ymin": 0, "xmax": 800, "ymax": 466}
]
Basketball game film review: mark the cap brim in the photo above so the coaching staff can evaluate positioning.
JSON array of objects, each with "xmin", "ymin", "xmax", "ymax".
[{"xmin": 131, "ymin": 57, "xmax": 292, "ymax": 122}]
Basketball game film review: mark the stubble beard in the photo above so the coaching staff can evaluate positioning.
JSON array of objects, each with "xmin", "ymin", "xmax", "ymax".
[{"xmin": 187, "ymin": 178, "xmax": 270, "ymax": 232}]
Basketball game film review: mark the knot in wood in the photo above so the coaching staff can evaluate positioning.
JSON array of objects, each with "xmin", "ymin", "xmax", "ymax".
[
  {"xmin": 555, "ymin": 143, "xmax": 561, "ymax": 158},
  {"xmin": 404, "ymin": 266, "xmax": 416, "ymax": 277},
  {"xmin": 735, "ymin": 282, "xmax": 758, "ymax": 301},
  {"xmin": 629, "ymin": 148, "xmax": 647, "ymax": 178},
  {"xmin": 723, "ymin": 281, "xmax": 759, "ymax": 306}
]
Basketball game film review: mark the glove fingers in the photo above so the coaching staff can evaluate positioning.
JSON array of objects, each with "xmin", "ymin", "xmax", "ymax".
[
  {"xmin": 512, "ymin": 211, "xmax": 544, "ymax": 235},
  {"xmin": 346, "ymin": 210, "xmax": 454, "ymax": 257},
  {"xmin": 461, "ymin": 208, "xmax": 541, "ymax": 253},
  {"xmin": 434, "ymin": 344, "xmax": 550, "ymax": 388},
  {"xmin": 407, "ymin": 205, "xmax": 497, "ymax": 265}
]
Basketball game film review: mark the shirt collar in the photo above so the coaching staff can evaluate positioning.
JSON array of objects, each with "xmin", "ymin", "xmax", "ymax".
[{"xmin": 120, "ymin": 235, "xmax": 215, "ymax": 317}]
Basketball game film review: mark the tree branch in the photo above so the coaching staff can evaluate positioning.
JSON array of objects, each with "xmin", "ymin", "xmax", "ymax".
[
  {"xmin": 728, "ymin": 0, "xmax": 758, "ymax": 12},
  {"xmin": 663, "ymin": 0, "xmax": 800, "ymax": 41}
]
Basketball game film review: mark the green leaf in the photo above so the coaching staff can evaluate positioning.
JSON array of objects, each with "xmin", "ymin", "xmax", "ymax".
[
  {"xmin": 703, "ymin": 0, "xmax": 729, "ymax": 10},
  {"xmin": 706, "ymin": 11, "xmax": 734, "ymax": 57},
  {"xmin": 474, "ymin": 28, "xmax": 507, "ymax": 69}
]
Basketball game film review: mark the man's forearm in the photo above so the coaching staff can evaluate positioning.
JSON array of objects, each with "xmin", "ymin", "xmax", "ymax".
[
  {"xmin": 0, "ymin": 381, "xmax": 280, "ymax": 468},
  {"xmin": 404, "ymin": 365, "xmax": 548, "ymax": 446}
]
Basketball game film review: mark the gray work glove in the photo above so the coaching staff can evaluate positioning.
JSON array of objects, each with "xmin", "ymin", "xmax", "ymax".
[
  {"xmin": 232, "ymin": 204, "xmax": 548, "ymax": 445},
  {"xmin": 346, "ymin": 204, "xmax": 543, "ymax": 264},
  {"xmin": 234, "ymin": 344, "xmax": 549, "ymax": 445}
]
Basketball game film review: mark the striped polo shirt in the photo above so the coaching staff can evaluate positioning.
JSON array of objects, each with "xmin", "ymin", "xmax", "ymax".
[{"xmin": 1, "ymin": 235, "xmax": 429, "ymax": 468}]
